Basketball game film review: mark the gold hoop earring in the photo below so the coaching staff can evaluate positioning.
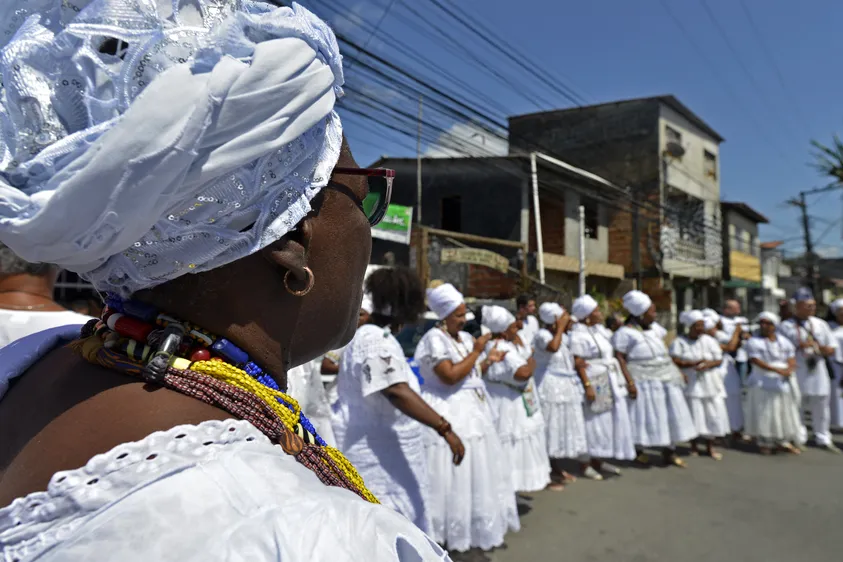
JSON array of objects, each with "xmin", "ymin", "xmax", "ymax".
[{"xmin": 284, "ymin": 267, "xmax": 315, "ymax": 297}]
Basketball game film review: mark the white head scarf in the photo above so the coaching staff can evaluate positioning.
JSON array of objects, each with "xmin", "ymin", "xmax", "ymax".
[
  {"xmin": 482, "ymin": 305, "xmax": 516, "ymax": 335},
  {"xmin": 0, "ymin": 2, "xmax": 344, "ymax": 297},
  {"xmin": 756, "ymin": 311, "xmax": 780, "ymax": 326},
  {"xmin": 701, "ymin": 308, "xmax": 720, "ymax": 323},
  {"xmin": 538, "ymin": 302, "xmax": 564, "ymax": 325},
  {"xmin": 571, "ymin": 295, "xmax": 598, "ymax": 321},
  {"xmin": 622, "ymin": 290, "xmax": 652, "ymax": 317},
  {"xmin": 426, "ymin": 283, "xmax": 464, "ymax": 320},
  {"xmin": 361, "ymin": 294, "xmax": 374, "ymax": 315},
  {"xmin": 680, "ymin": 310, "xmax": 704, "ymax": 328},
  {"xmin": 703, "ymin": 317, "xmax": 717, "ymax": 331},
  {"xmin": 830, "ymin": 298, "xmax": 843, "ymax": 315}
]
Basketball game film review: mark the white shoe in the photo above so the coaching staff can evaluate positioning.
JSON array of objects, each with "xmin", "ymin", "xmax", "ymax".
[
  {"xmin": 583, "ymin": 466, "xmax": 604, "ymax": 480},
  {"xmin": 600, "ymin": 462, "xmax": 622, "ymax": 476}
]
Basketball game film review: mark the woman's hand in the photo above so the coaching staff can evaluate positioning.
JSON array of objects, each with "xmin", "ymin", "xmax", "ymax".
[
  {"xmin": 473, "ymin": 333, "xmax": 492, "ymax": 354},
  {"xmin": 487, "ymin": 344, "xmax": 507, "ymax": 364},
  {"xmin": 626, "ymin": 380, "xmax": 638, "ymax": 399},
  {"xmin": 584, "ymin": 384, "xmax": 596, "ymax": 402},
  {"xmin": 777, "ymin": 367, "xmax": 792, "ymax": 378},
  {"xmin": 682, "ymin": 372, "xmax": 689, "ymax": 385},
  {"xmin": 444, "ymin": 431, "xmax": 465, "ymax": 465}
]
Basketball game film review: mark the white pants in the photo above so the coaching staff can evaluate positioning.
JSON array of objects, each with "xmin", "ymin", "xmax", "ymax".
[{"xmin": 799, "ymin": 395, "xmax": 832, "ymax": 446}]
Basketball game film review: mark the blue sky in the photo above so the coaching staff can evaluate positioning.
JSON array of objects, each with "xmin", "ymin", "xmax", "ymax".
[{"xmin": 301, "ymin": 0, "xmax": 843, "ymax": 257}]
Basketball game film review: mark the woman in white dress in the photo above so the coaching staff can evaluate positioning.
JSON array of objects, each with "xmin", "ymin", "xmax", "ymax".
[
  {"xmin": 414, "ymin": 284, "xmax": 519, "ymax": 552},
  {"xmin": 333, "ymin": 268, "xmax": 466, "ymax": 531},
  {"xmin": 321, "ymin": 295, "xmax": 373, "ymax": 406},
  {"xmin": 826, "ymin": 298, "xmax": 843, "ymax": 430},
  {"xmin": 744, "ymin": 312, "xmax": 803, "ymax": 455},
  {"xmin": 569, "ymin": 295, "xmax": 637, "ymax": 476},
  {"xmin": 613, "ymin": 291, "xmax": 698, "ymax": 467},
  {"xmin": 669, "ymin": 311, "xmax": 729, "ymax": 460},
  {"xmin": 705, "ymin": 310, "xmax": 746, "ymax": 441},
  {"xmin": 532, "ymin": 303, "xmax": 590, "ymax": 483},
  {"xmin": 482, "ymin": 305, "xmax": 556, "ymax": 492}
]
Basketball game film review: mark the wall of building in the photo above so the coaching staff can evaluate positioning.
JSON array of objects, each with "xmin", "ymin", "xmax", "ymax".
[
  {"xmin": 563, "ymin": 189, "xmax": 609, "ymax": 262},
  {"xmin": 658, "ymin": 104, "xmax": 721, "ymax": 202}
]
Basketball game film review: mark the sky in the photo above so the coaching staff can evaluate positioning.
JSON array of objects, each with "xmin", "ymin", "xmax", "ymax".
[{"xmin": 300, "ymin": 0, "xmax": 843, "ymax": 258}]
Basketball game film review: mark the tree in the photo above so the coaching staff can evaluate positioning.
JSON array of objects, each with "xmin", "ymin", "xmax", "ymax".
[{"xmin": 811, "ymin": 136, "xmax": 843, "ymax": 184}]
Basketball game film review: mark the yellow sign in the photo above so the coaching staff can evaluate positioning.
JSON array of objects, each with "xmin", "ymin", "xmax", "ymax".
[
  {"xmin": 729, "ymin": 251, "xmax": 761, "ymax": 282},
  {"xmin": 440, "ymin": 248, "xmax": 509, "ymax": 273}
]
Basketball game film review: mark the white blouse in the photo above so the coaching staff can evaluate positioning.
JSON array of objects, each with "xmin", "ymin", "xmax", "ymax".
[
  {"xmin": 484, "ymin": 339, "xmax": 528, "ymax": 389},
  {"xmin": 612, "ymin": 325, "xmax": 669, "ymax": 362},
  {"xmin": 532, "ymin": 329, "xmax": 575, "ymax": 375},
  {"xmin": 746, "ymin": 334, "xmax": 796, "ymax": 365},
  {"xmin": 414, "ymin": 328, "xmax": 484, "ymax": 393},
  {"xmin": 569, "ymin": 323, "xmax": 615, "ymax": 361}
]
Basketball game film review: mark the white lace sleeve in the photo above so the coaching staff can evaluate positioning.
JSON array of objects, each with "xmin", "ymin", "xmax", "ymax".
[
  {"xmin": 414, "ymin": 329, "xmax": 453, "ymax": 369},
  {"xmin": 612, "ymin": 327, "xmax": 634, "ymax": 355},
  {"xmin": 485, "ymin": 341, "xmax": 527, "ymax": 385},
  {"xmin": 669, "ymin": 338, "xmax": 689, "ymax": 360},
  {"xmin": 568, "ymin": 330, "xmax": 593, "ymax": 358},
  {"xmin": 532, "ymin": 329, "xmax": 553, "ymax": 353},
  {"xmin": 355, "ymin": 331, "xmax": 410, "ymax": 397}
]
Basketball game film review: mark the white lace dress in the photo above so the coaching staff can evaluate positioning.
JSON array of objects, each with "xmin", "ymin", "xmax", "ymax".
[
  {"xmin": 414, "ymin": 328, "xmax": 520, "ymax": 552},
  {"xmin": 532, "ymin": 329, "xmax": 588, "ymax": 460},
  {"xmin": 612, "ymin": 326, "xmax": 698, "ymax": 447},
  {"xmin": 669, "ymin": 335, "xmax": 730, "ymax": 439},
  {"xmin": 569, "ymin": 324, "xmax": 636, "ymax": 460},
  {"xmin": 483, "ymin": 339, "xmax": 551, "ymax": 492},
  {"xmin": 744, "ymin": 335, "xmax": 804, "ymax": 445},
  {"xmin": 0, "ymin": 420, "xmax": 451, "ymax": 562},
  {"xmin": 331, "ymin": 324, "xmax": 430, "ymax": 531}
]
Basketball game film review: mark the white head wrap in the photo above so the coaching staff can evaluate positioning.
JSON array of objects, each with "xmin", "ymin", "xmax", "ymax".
[
  {"xmin": 703, "ymin": 317, "xmax": 717, "ymax": 331},
  {"xmin": 622, "ymin": 290, "xmax": 652, "ymax": 317},
  {"xmin": 426, "ymin": 283, "xmax": 464, "ymax": 320},
  {"xmin": 680, "ymin": 310, "xmax": 704, "ymax": 328},
  {"xmin": 0, "ymin": 2, "xmax": 344, "ymax": 297},
  {"xmin": 481, "ymin": 305, "xmax": 516, "ymax": 334},
  {"xmin": 702, "ymin": 308, "xmax": 720, "ymax": 323},
  {"xmin": 571, "ymin": 295, "xmax": 598, "ymax": 321},
  {"xmin": 830, "ymin": 299, "xmax": 843, "ymax": 315},
  {"xmin": 756, "ymin": 311, "xmax": 780, "ymax": 326},
  {"xmin": 361, "ymin": 294, "xmax": 374, "ymax": 315},
  {"xmin": 538, "ymin": 302, "xmax": 564, "ymax": 325}
]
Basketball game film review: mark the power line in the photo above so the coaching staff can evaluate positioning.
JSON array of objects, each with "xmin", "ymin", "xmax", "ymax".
[
  {"xmin": 698, "ymin": 0, "xmax": 803, "ymax": 141},
  {"xmin": 737, "ymin": 0, "xmax": 812, "ymax": 138},
  {"xmin": 658, "ymin": 0, "xmax": 789, "ymax": 160}
]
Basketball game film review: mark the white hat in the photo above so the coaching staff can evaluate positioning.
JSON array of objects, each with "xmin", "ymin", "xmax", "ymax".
[
  {"xmin": 622, "ymin": 290, "xmax": 652, "ymax": 317},
  {"xmin": 756, "ymin": 311, "xmax": 780, "ymax": 326},
  {"xmin": 830, "ymin": 299, "xmax": 843, "ymax": 315},
  {"xmin": 426, "ymin": 283, "xmax": 464, "ymax": 320},
  {"xmin": 703, "ymin": 317, "xmax": 717, "ymax": 331},
  {"xmin": 481, "ymin": 305, "xmax": 517, "ymax": 334},
  {"xmin": 680, "ymin": 310, "xmax": 704, "ymax": 329},
  {"xmin": 538, "ymin": 302, "xmax": 564, "ymax": 325},
  {"xmin": 571, "ymin": 295, "xmax": 599, "ymax": 321}
]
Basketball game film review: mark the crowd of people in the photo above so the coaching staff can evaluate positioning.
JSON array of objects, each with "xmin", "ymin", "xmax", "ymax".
[
  {"xmin": 0, "ymin": 2, "xmax": 841, "ymax": 561},
  {"xmin": 296, "ymin": 274, "xmax": 843, "ymax": 558}
]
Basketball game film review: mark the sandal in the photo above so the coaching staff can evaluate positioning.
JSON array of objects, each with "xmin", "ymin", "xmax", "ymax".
[
  {"xmin": 561, "ymin": 471, "xmax": 577, "ymax": 483},
  {"xmin": 708, "ymin": 451, "xmax": 723, "ymax": 461},
  {"xmin": 634, "ymin": 452, "xmax": 651, "ymax": 466},
  {"xmin": 759, "ymin": 447, "xmax": 772, "ymax": 456},
  {"xmin": 666, "ymin": 455, "xmax": 688, "ymax": 468},
  {"xmin": 546, "ymin": 482, "xmax": 565, "ymax": 492},
  {"xmin": 779, "ymin": 443, "xmax": 802, "ymax": 455}
]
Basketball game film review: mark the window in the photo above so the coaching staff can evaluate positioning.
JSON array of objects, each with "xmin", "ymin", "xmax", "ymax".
[
  {"xmin": 581, "ymin": 197, "xmax": 599, "ymax": 239},
  {"xmin": 441, "ymin": 195, "xmax": 461, "ymax": 232},
  {"xmin": 665, "ymin": 188, "xmax": 705, "ymax": 246},
  {"xmin": 704, "ymin": 150, "xmax": 717, "ymax": 179},
  {"xmin": 666, "ymin": 125, "xmax": 682, "ymax": 145},
  {"xmin": 733, "ymin": 226, "xmax": 744, "ymax": 252}
]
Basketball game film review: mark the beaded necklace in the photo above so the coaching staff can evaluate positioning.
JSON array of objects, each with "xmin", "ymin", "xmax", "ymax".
[{"xmin": 70, "ymin": 294, "xmax": 378, "ymax": 504}]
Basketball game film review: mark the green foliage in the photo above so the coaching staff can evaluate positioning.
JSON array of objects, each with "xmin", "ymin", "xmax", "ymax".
[{"xmin": 811, "ymin": 136, "xmax": 843, "ymax": 184}]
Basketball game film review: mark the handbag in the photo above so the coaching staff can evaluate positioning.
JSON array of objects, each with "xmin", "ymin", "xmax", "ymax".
[
  {"xmin": 587, "ymin": 363, "xmax": 614, "ymax": 414},
  {"xmin": 521, "ymin": 378, "xmax": 540, "ymax": 417}
]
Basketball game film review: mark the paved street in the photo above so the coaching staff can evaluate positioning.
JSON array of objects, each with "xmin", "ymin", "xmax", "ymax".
[{"xmin": 485, "ymin": 440, "xmax": 843, "ymax": 562}]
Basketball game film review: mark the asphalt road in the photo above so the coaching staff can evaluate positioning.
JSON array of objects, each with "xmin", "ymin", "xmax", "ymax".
[{"xmin": 479, "ymin": 440, "xmax": 843, "ymax": 562}]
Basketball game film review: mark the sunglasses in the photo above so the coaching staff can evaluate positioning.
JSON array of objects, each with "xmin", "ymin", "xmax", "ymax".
[{"xmin": 330, "ymin": 167, "xmax": 395, "ymax": 226}]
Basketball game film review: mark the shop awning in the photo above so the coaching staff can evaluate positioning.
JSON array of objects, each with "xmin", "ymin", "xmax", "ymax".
[{"xmin": 723, "ymin": 279, "xmax": 761, "ymax": 289}]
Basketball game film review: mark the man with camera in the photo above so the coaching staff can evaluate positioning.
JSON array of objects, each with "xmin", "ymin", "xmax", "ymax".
[{"xmin": 779, "ymin": 288, "xmax": 840, "ymax": 453}]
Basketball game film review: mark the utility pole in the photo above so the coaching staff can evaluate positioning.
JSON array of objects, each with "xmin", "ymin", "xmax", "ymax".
[
  {"xmin": 578, "ymin": 205, "xmax": 586, "ymax": 296},
  {"xmin": 787, "ymin": 184, "xmax": 843, "ymax": 299},
  {"xmin": 416, "ymin": 95, "xmax": 423, "ymax": 225}
]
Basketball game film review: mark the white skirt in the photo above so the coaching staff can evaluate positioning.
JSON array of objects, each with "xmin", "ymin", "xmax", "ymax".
[
  {"xmin": 687, "ymin": 396, "xmax": 731, "ymax": 438},
  {"xmin": 721, "ymin": 357, "xmax": 744, "ymax": 431},
  {"xmin": 421, "ymin": 387, "xmax": 520, "ymax": 552},
  {"xmin": 583, "ymin": 365, "xmax": 636, "ymax": 460},
  {"xmin": 537, "ymin": 371, "xmax": 588, "ymax": 459},
  {"xmin": 744, "ymin": 385, "xmax": 804, "ymax": 444},
  {"xmin": 486, "ymin": 382, "xmax": 552, "ymax": 492},
  {"xmin": 628, "ymin": 379, "xmax": 699, "ymax": 447}
]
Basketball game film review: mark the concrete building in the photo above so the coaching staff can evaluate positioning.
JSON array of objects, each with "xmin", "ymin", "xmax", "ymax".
[
  {"xmin": 370, "ymin": 154, "xmax": 625, "ymax": 303},
  {"xmin": 720, "ymin": 202, "xmax": 768, "ymax": 318},
  {"xmin": 760, "ymin": 241, "xmax": 790, "ymax": 313},
  {"xmin": 508, "ymin": 96, "xmax": 724, "ymax": 330}
]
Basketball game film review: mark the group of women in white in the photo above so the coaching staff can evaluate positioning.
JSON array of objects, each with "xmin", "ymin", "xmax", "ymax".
[{"xmin": 310, "ymin": 272, "xmax": 843, "ymax": 557}]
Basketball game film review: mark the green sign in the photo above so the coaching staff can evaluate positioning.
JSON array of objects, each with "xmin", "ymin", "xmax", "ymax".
[{"xmin": 372, "ymin": 204, "xmax": 413, "ymax": 244}]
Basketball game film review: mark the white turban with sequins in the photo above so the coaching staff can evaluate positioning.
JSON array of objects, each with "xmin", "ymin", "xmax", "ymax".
[
  {"xmin": 426, "ymin": 283, "xmax": 464, "ymax": 320},
  {"xmin": 538, "ymin": 302, "xmax": 564, "ymax": 325},
  {"xmin": 0, "ymin": 1, "xmax": 344, "ymax": 297},
  {"xmin": 622, "ymin": 290, "xmax": 652, "ymax": 317},
  {"xmin": 571, "ymin": 295, "xmax": 598, "ymax": 321},
  {"xmin": 481, "ymin": 305, "xmax": 516, "ymax": 335}
]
